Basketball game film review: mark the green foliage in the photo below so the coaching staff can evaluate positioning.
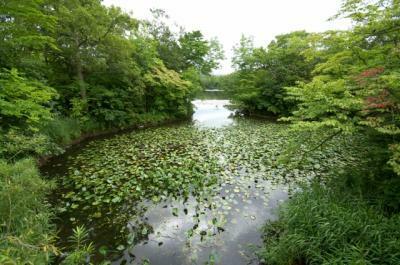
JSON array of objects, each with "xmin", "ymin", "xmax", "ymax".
[
  {"xmin": 282, "ymin": 0, "xmax": 400, "ymax": 175},
  {"xmin": 0, "ymin": 1, "xmax": 223, "ymax": 264},
  {"xmin": 200, "ymin": 73, "xmax": 239, "ymax": 92},
  {"xmin": 144, "ymin": 61, "xmax": 193, "ymax": 118},
  {"xmin": 262, "ymin": 132, "xmax": 400, "ymax": 264},
  {"xmin": 1, "ymin": 0, "xmax": 224, "ymax": 134},
  {"xmin": 0, "ymin": 159, "xmax": 57, "ymax": 264},
  {"xmin": 230, "ymin": 31, "xmax": 316, "ymax": 115},
  {"xmin": 261, "ymin": 2, "xmax": 400, "ymax": 264},
  {"xmin": 182, "ymin": 67, "xmax": 203, "ymax": 95},
  {"xmin": 61, "ymin": 226, "xmax": 94, "ymax": 265},
  {"xmin": 0, "ymin": 68, "xmax": 57, "ymax": 131},
  {"xmin": 145, "ymin": 9, "xmax": 224, "ymax": 75},
  {"xmin": 0, "ymin": 1, "xmax": 223, "ymax": 155},
  {"xmin": 0, "ymin": 0, "xmax": 57, "ymax": 78},
  {"xmin": 259, "ymin": 180, "xmax": 400, "ymax": 265},
  {"xmin": 179, "ymin": 31, "xmax": 210, "ymax": 71},
  {"xmin": 41, "ymin": 117, "xmax": 82, "ymax": 145},
  {"xmin": 0, "ymin": 68, "xmax": 59, "ymax": 159},
  {"xmin": 0, "ymin": 129, "xmax": 61, "ymax": 160}
]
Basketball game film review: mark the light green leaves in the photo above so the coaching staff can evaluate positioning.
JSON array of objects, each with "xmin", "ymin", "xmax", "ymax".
[{"xmin": 0, "ymin": 68, "xmax": 57, "ymax": 130}]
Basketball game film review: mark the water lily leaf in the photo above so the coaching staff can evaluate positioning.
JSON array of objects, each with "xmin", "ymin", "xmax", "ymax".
[
  {"xmin": 142, "ymin": 227, "xmax": 148, "ymax": 236},
  {"xmin": 172, "ymin": 208, "xmax": 179, "ymax": 217}
]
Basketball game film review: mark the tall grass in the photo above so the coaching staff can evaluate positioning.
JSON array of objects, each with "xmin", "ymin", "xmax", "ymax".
[
  {"xmin": 0, "ymin": 159, "xmax": 57, "ymax": 264},
  {"xmin": 259, "ymin": 179, "xmax": 400, "ymax": 265}
]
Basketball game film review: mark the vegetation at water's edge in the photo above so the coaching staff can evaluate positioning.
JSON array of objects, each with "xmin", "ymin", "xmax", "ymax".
[
  {"xmin": 202, "ymin": 0, "xmax": 400, "ymax": 264},
  {"xmin": 2, "ymin": 0, "xmax": 400, "ymax": 264},
  {"xmin": 49, "ymin": 120, "xmax": 366, "ymax": 263},
  {"xmin": 259, "ymin": 136, "xmax": 400, "ymax": 264},
  {"xmin": 225, "ymin": 1, "xmax": 400, "ymax": 264},
  {"xmin": 0, "ymin": 0, "xmax": 223, "ymax": 263},
  {"xmin": 0, "ymin": 159, "xmax": 56, "ymax": 264}
]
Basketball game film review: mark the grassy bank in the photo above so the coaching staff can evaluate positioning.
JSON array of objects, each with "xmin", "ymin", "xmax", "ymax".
[
  {"xmin": 259, "ymin": 147, "xmax": 400, "ymax": 265},
  {"xmin": 38, "ymin": 113, "xmax": 185, "ymax": 165},
  {"xmin": 259, "ymin": 183, "xmax": 400, "ymax": 264}
]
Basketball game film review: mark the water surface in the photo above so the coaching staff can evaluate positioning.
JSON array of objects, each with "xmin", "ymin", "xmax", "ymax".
[
  {"xmin": 43, "ymin": 99, "xmax": 308, "ymax": 265},
  {"xmin": 192, "ymin": 99, "xmax": 233, "ymax": 128}
]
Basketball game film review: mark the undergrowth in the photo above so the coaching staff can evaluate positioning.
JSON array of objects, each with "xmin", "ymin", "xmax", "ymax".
[
  {"xmin": 259, "ymin": 143, "xmax": 400, "ymax": 265},
  {"xmin": 0, "ymin": 159, "xmax": 57, "ymax": 264}
]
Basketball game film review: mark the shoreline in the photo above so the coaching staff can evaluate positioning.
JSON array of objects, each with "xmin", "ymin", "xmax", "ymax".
[{"xmin": 38, "ymin": 116, "xmax": 191, "ymax": 167}]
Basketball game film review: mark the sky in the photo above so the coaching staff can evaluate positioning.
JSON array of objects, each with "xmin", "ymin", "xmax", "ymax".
[{"xmin": 103, "ymin": 0, "xmax": 352, "ymax": 74}]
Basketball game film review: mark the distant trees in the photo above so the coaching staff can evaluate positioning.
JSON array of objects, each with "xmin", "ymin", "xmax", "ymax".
[
  {"xmin": 146, "ymin": 9, "xmax": 224, "ymax": 75},
  {"xmin": 228, "ymin": 31, "xmax": 316, "ymax": 115}
]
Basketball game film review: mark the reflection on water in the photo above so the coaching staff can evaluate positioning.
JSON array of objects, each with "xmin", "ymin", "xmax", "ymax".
[
  {"xmin": 192, "ymin": 99, "xmax": 233, "ymax": 128},
  {"xmin": 112, "ymin": 100, "xmax": 289, "ymax": 265},
  {"xmin": 119, "ymin": 182, "xmax": 287, "ymax": 265},
  {"xmin": 43, "ymin": 97, "xmax": 295, "ymax": 265}
]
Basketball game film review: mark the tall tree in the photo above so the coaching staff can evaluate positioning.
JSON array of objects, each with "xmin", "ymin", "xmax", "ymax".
[{"xmin": 50, "ymin": 0, "xmax": 135, "ymax": 103}]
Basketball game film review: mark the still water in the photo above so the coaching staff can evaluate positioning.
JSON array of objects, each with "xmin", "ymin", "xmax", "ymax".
[
  {"xmin": 192, "ymin": 100, "xmax": 233, "ymax": 128},
  {"xmin": 114, "ymin": 100, "xmax": 288, "ymax": 265},
  {"xmin": 43, "ymin": 98, "xmax": 298, "ymax": 265}
]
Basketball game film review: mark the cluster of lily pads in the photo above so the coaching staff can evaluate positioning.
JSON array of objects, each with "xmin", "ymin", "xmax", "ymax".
[{"xmin": 52, "ymin": 118, "xmax": 364, "ymax": 263}]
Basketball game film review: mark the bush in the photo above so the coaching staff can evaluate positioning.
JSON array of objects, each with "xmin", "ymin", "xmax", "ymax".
[
  {"xmin": 0, "ymin": 159, "xmax": 57, "ymax": 264},
  {"xmin": 259, "ymin": 180, "xmax": 400, "ymax": 265},
  {"xmin": 0, "ymin": 129, "xmax": 62, "ymax": 160},
  {"xmin": 41, "ymin": 117, "xmax": 82, "ymax": 146}
]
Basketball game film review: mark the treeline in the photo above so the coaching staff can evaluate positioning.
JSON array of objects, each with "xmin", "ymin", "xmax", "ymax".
[
  {"xmin": 210, "ymin": 31, "xmax": 315, "ymax": 116},
  {"xmin": 1, "ymin": 0, "xmax": 223, "ymax": 159},
  {"xmin": 0, "ymin": 0, "xmax": 222, "ymax": 263}
]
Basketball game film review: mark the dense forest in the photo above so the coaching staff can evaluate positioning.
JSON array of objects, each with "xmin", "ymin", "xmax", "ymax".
[{"xmin": 1, "ymin": 0, "xmax": 400, "ymax": 264}]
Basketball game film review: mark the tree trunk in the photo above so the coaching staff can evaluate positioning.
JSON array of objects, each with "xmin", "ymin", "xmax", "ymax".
[{"xmin": 74, "ymin": 38, "xmax": 86, "ymax": 101}]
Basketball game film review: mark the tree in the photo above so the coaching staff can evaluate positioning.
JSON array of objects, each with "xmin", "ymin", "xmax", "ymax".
[
  {"xmin": 50, "ymin": 0, "xmax": 135, "ymax": 104},
  {"xmin": 232, "ymin": 35, "xmax": 255, "ymax": 71},
  {"xmin": 0, "ymin": 0, "xmax": 57, "ymax": 77},
  {"xmin": 144, "ymin": 61, "xmax": 193, "ymax": 118},
  {"xmin": 0, "ymin": 68, "xmax": 57, "ymax": 131},
  {"xmin": 230, "ymin": 31, "xmax": 316, "ymax": 115},
  {"xmin": 283, "ymin": 0, "xmax": 400, "ymax": 175},
  {"xmin": 144, "ymin": 9, "xmax": 224, "ymax": 75}
]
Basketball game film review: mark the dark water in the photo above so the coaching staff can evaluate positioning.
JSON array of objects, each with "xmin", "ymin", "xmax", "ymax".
[{"xmin": 42, "ymin": 97, "xmax": 296, "ymax": 265}]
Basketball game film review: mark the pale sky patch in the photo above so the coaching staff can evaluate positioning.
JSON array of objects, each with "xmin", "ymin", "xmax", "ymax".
[{"xmin": 103, "ymin": 0, "xmax": 351, "ymax": 74}]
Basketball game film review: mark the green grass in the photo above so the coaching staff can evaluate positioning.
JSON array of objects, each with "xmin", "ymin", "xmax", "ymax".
[
  {"xmin": 40, "ymin": 113, "xmax": 177, "ymax": 150},
  {"xmin": 0, "ymin": 159, "xmax": 57, "ymax": 264},
  {"xmin": 259, "ymin": 179, "xmax": 400, "ymax": 265}
]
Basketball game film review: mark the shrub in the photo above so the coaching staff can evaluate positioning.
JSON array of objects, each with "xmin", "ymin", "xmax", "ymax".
[{"xmin": 41, "ymin": 117, "xmax": 82, "ymax": 146}]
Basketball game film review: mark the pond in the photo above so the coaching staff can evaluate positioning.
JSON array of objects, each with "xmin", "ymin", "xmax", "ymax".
[{"xmin": 42, "ymin": 95, "xmax": 342, "ymax": 264}]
